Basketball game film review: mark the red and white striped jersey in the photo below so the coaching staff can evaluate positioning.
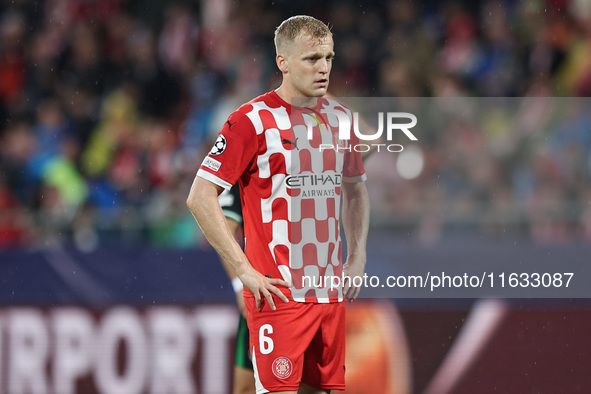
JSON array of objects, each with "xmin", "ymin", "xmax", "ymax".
[{"xmin": 197, "ymin": 91, "xmax": 366, "ymax": 303}]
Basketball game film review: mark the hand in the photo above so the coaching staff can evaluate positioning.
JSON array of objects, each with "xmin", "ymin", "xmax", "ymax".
[
  {"xmin": 238, "ymin": 266, "xmax": 290, "ymax": 311},
  {"xmin": 343, "ymin": 254, "xmax": 366, "ymax": 303}
]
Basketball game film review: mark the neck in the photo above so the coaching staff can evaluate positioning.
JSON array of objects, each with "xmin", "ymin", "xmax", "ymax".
[{"xmin": 275, "ymin": 84, "xmax": 319, "ymax": 108}]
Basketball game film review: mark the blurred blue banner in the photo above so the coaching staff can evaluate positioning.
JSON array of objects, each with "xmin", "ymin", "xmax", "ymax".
[{"xmin": 0, "ymin": 246, "xmax": 233, "ymax": 306}]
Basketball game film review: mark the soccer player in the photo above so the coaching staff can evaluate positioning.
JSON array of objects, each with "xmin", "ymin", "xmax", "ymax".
[{"xmin": 187, "ymin": 15, "xmax": 370, "ymax": 394}]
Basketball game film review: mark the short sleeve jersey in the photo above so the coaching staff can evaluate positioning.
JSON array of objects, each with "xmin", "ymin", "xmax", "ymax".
[{"xmin": 198, "ymin": 91, "xmax": 366, "ymax": 303}]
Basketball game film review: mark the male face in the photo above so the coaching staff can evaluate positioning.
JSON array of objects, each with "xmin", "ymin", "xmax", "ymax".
[{"xmin": 279, "ymin": 34, "xmax": 335, "ymax": 98}]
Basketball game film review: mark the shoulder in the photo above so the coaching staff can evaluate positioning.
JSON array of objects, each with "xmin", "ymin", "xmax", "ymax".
[
  {"xmin": 226, "ymin": 92, "xmax": 277, "ymax": 125},
  {"xmin": 233, "ymin": 91, "xmax": 281, "ymax": 115},
  {"xmin": 232, "ymin": 91, "xmax": 291, "ymax": 135},
  {"xmin": 320, "ymin": 97, "xmax": 352, "ymax": 115}
]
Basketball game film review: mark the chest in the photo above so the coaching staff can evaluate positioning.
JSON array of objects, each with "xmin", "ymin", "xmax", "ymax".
[{"xmin": 255, "ymin": 113, "xmax": 346, "ymax": 178}]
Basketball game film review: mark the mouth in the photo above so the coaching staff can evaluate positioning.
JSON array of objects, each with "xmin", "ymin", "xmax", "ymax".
[{"xmin": 315, "ymin": 78, "xmax": 328, "ymax": 87}]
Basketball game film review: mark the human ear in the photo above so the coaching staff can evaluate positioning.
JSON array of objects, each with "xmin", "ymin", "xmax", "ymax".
[{"xmin": 276, "ymin": 53, "xmax": 288, "ymax": 74}]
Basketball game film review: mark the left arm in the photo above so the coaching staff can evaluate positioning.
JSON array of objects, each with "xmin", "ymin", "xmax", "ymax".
[{"xmin": 341, "ymin": 180, "xmax": 370, "ymax": 302}]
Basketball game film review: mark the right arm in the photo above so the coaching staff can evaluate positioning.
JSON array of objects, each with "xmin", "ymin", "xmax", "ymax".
[
  {"xmin": 220, "ymin": 217, "xmax": 247, "ymax": 315},
  {"xmin": 186, "ymin": 176, "xmax": 289, "ymax": 311}
]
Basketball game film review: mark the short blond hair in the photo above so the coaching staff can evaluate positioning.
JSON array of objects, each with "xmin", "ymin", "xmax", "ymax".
[{"xmin": 274, "ymin": 15, "xmax": 332, "ymax": 55}]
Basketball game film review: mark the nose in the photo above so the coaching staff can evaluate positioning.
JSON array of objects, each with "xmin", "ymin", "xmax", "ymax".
[{"xmin": 318, "ymin": 58, "xmax": 329, "ymax": 74}]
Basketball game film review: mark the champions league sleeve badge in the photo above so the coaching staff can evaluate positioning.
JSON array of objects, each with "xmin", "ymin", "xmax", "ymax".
[{"xmin": 210, "ymin": 134, "xmax": 227, "ymax": 156}]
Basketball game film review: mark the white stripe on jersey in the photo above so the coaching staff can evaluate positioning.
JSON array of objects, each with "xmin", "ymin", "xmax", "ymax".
[{"xmin": 196, "ymin": 169, "xmax": 233, "ymax": 190}]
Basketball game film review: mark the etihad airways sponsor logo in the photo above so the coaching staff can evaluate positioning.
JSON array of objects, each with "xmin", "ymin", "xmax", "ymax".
[{"xmin": 284, "ymin": 173, "xmax": 342, "ymax": 188}]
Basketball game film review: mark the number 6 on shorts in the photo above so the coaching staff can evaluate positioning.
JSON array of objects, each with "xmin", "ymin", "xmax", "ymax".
[{"xmin": 259, "ymin": 324, "xmax": 274, "ymax": 354}]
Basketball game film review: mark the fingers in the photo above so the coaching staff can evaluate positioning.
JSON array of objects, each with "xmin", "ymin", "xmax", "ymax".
[
  {"xmin": 344, "ymin": 276, "xmax": 362, "ymax": 302},
  {"xmin": 253, "ymin": 279, "xmax": 290, "ymax": 311},
  {"xmin": 261, "ymin": 282, "xmax": 290, "ymax": 310},
  {"xmin": 254, "ymin": 293, "xmax": 263, "ymax": 312},
  {"xmin": 343, "ymin": 272, "xmax": 354, "ymax": 301},
  {"xmin": 269, "ymin": 278, "xmax": 290, "ymax": 288},
  {"xmin": 343, "ymin": 264, "xmax": 364, "ymax": 302},
  {"xmin": 269, "ymin": 287, "xmax": 289, "ymax": 304},
  {"xmin": 268, "ymin": 278, "xmax": 290, "ymax": 303},
  {"xmin": 255, "ymin": 287, "xmax": 280, "ymax": 311},
  {"xmin": 343, "ymin": 281, "xmax": 351, "ymax": 299},
  {"xmin": 263, "ymin": 288, "xmax": 277, "ymax": 311},
  {"xmin": 344, "ymin": 285, "xmax": 352, "ymax": 301},
  {"xmin": 346, "ymin": 286, "xmax": 361, "ymax": 303}
]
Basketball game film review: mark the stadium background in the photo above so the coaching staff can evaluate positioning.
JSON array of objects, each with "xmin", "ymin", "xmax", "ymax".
[{"xmin": 1, "ymin": 0, "xmax": 591, "ymax": 393}]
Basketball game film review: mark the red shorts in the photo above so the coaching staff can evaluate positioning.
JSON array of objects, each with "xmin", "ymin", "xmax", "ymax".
[{"xmin": 245, "ymin": 297, "xmax": 345, "ymax": 393}]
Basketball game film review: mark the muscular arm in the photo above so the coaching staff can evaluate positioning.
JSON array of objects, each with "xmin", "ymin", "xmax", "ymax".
[
  {"xmin": 341, "ymin": 180, "xmax": 370, "ymax": 302},
  {"xmin": 186, "ymin": 176, "xmax": 289, "ymax": 311},
  {"xmin": 218, "ymin": 218, "xmax": 247, "ymax": 315}
]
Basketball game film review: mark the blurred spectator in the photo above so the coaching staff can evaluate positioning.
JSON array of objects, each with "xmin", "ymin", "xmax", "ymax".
[{"xmin": 0, "ymin": 174, "xmax": 31, "ymax": 247}]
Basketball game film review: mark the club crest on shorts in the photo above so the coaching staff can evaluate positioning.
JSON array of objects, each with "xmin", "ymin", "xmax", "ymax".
[
  {"xmin": 272, "ymin": 356, "xmax": 293, "ymax": 379},
  {"xmin": 210, "ymin": 134, "xmax": 227, "ymax": 156}
]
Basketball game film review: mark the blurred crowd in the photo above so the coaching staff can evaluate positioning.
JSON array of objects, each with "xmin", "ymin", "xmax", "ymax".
[{"xmin": 1, "ymin": 0, "xmax": 591, "ymax": 249}]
